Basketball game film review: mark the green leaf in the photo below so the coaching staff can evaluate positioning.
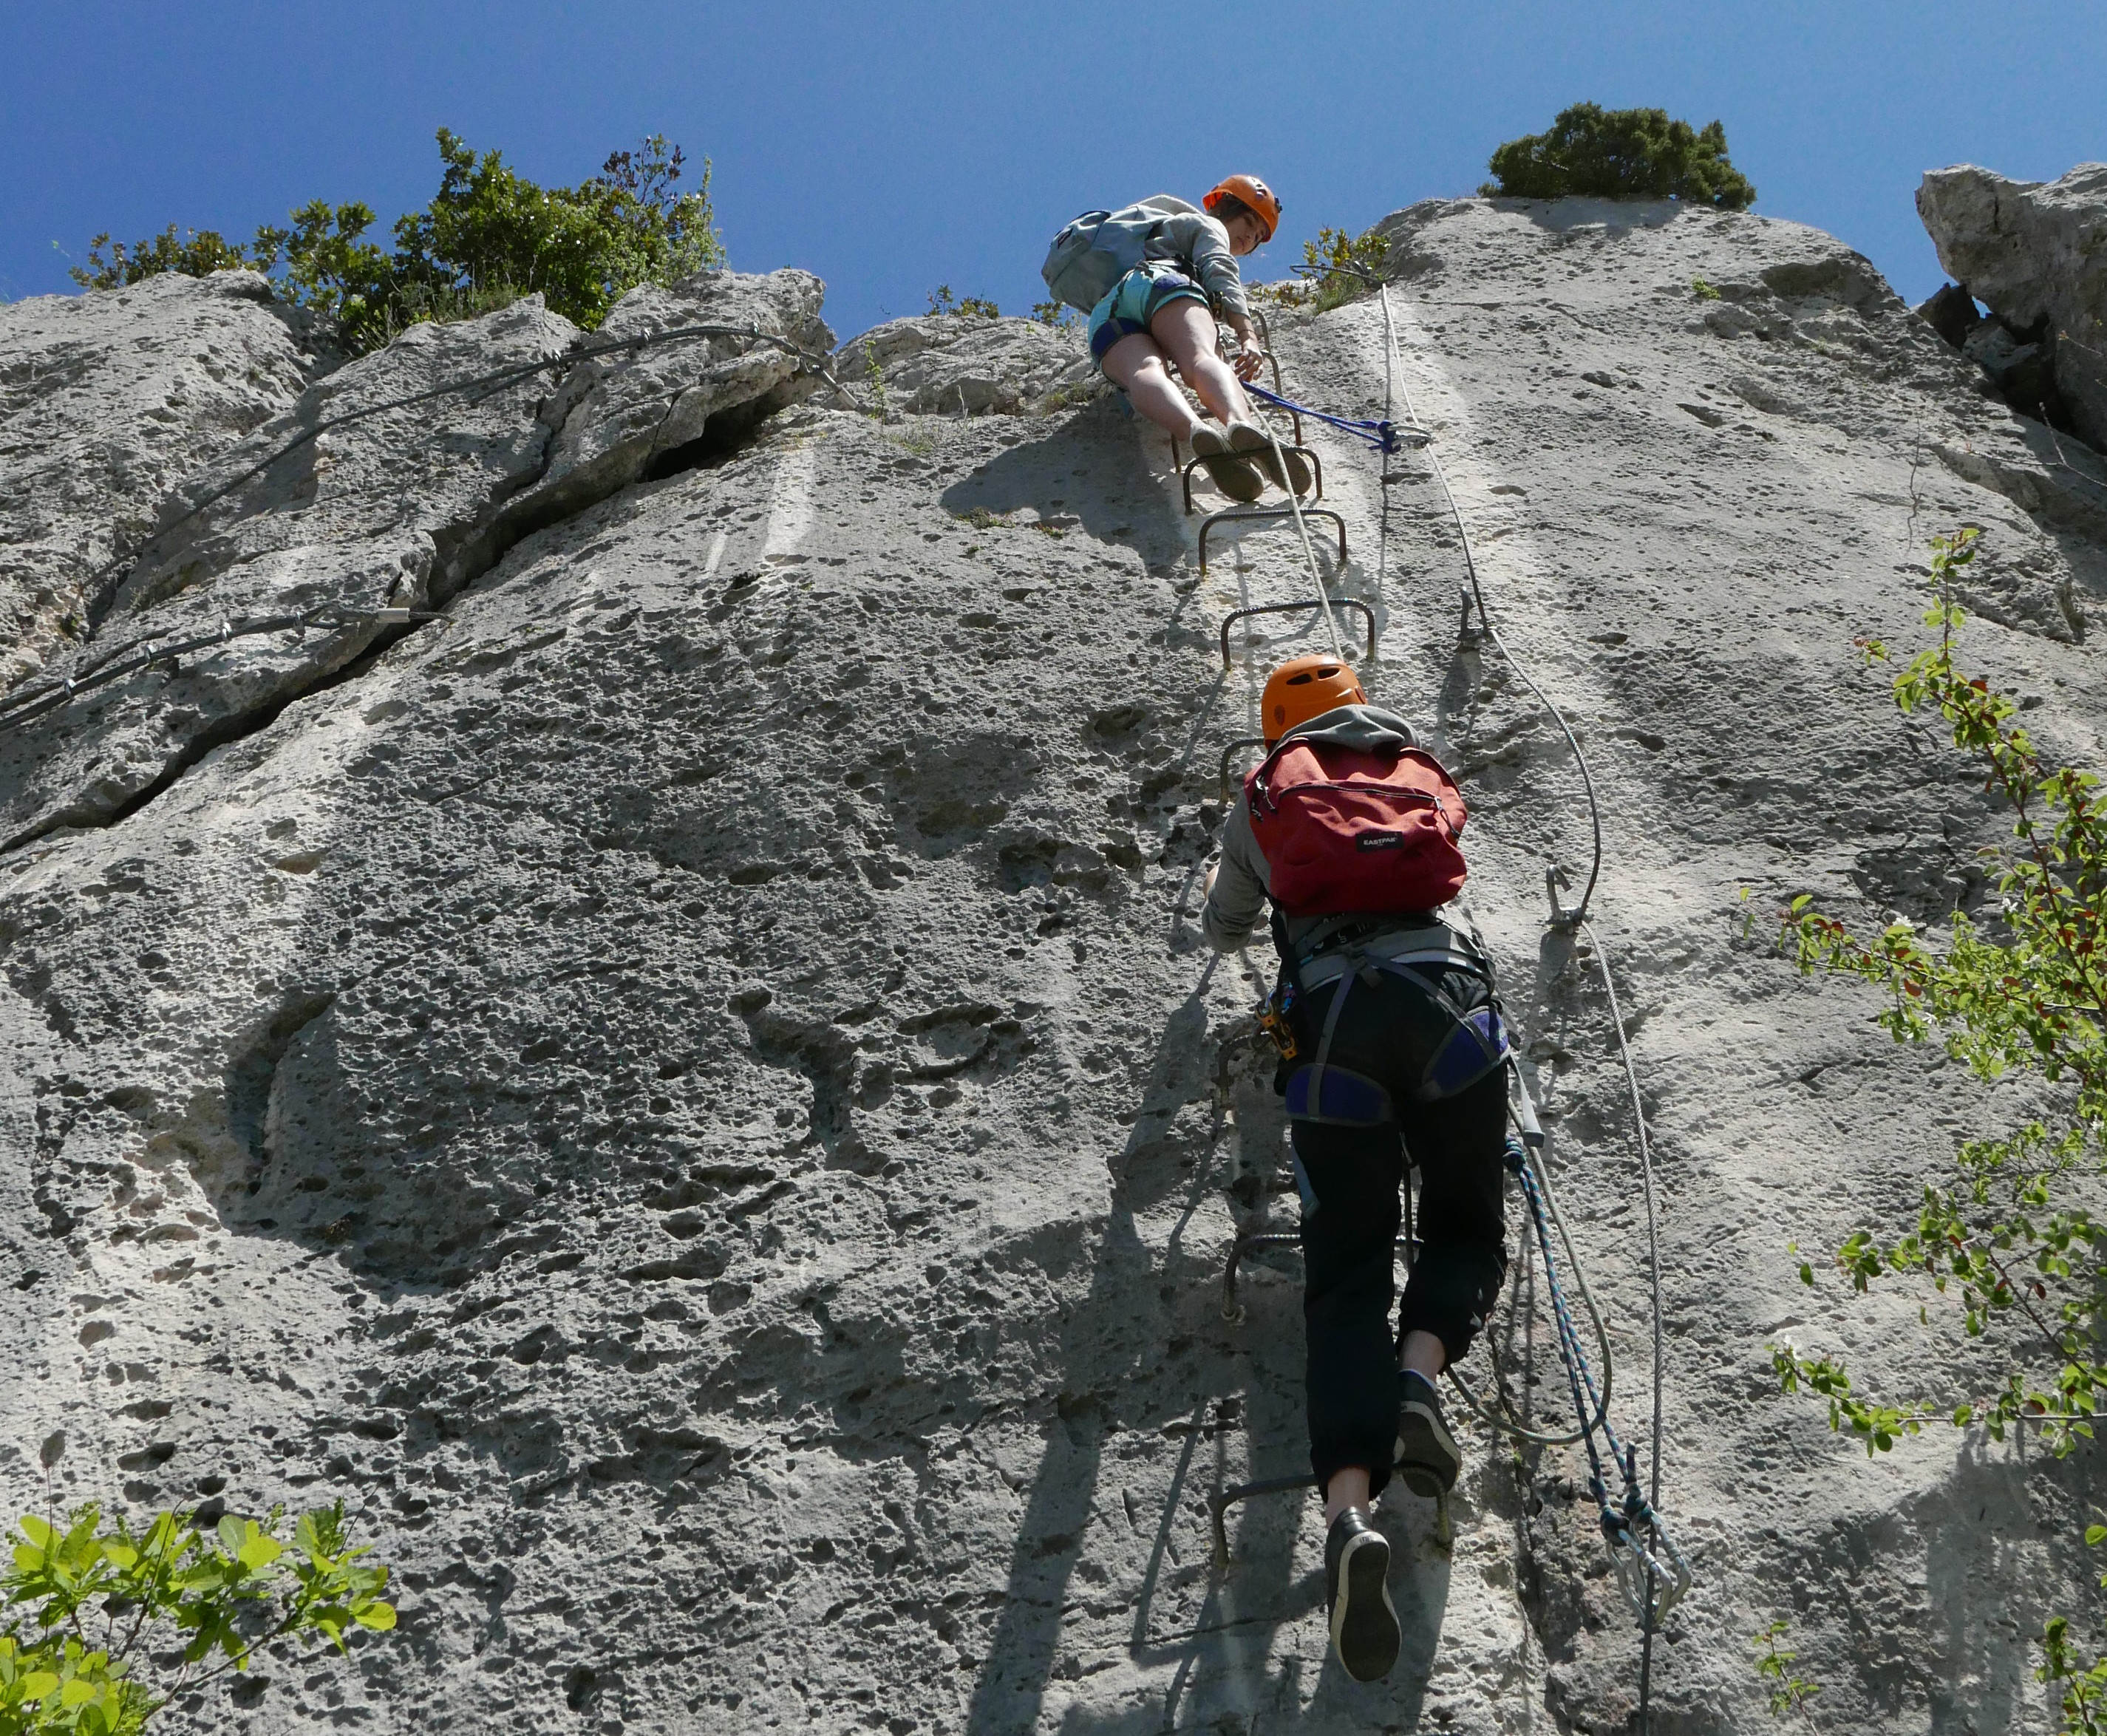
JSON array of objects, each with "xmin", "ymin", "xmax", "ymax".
[
  {"xmin": 353, "ymin": 1601, "xmax": 397, "ymax": 1631},
  {"xmin": 237, "ymin": 1533, "xmax": 284, "ymax": 1571}
]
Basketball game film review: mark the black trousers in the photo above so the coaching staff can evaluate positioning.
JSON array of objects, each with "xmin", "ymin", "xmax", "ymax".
[{"xmin": 1290, "ymin": 967, "xmax": 1509, "ymax": 1497}]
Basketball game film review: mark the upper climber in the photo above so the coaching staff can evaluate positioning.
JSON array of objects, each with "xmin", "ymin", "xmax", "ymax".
[{"xmin": 1039, "ymin": 175, "xmax": 1310, "ymax": 501}]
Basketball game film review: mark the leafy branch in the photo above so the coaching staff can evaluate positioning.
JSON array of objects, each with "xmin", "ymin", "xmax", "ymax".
[
  {"xmin": 1753, "ymin": 1618, "xmax": 1822, "ymax": 1724},
  {"xmin": 71, "ymin": 129, "xmax": 724, "ymax": 354},
  {"xmin": 1, "ymin": 1500, "xmax": 395, "ymax": 1735},
  {"xmin": 1771, "ymin": 524, "xmax": 2107, "ymax": 1731}
]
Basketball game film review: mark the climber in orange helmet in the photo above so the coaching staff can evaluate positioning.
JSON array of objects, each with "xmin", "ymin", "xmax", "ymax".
[
  {"xmin": 1039, "ymin": 175, "xmax": 1311, "ymax": 502},
  {"xmin": 1200, "ymin": 654, "xmax": 1512, "ymax": 1684}
]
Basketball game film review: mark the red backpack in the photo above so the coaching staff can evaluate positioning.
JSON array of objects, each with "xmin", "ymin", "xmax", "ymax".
[{"xmin": 1245, "ymin": 735, "xmax": 1468, "ymax": 916}]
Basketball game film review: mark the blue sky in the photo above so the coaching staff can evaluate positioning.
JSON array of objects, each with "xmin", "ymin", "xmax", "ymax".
[{"xmin": 2, "ymin": 1, "xmax": 2100, "ymax": 342}]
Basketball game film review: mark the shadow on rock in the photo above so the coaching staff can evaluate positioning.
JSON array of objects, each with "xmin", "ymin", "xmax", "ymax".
[{"xmin": 939, "ymin": 401, "xmax": 1189, "ymax": 574}]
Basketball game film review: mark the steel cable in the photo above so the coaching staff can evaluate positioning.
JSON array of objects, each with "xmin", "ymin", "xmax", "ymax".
[
  {"xmin": 0, "ymin": 605, "xmax": 445, "ymax": 732},
  {"xmin": 1301, "ymin": 262, "xmax": 1684, "ymax": 1712},
  {"xmin": 1242, "ymin": 405, "xmax": 1348, "ymax": 662},
  {"xmin": 69, "ymin": 320, "xmax": 860, "ymax": 607}
]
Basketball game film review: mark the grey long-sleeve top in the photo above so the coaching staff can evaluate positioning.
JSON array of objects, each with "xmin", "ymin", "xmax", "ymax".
[
  {"xmin": 1124, "ymin": 194, "xmax": 1253, "ymax": 324},
  {"xmin": 1201, "ymin": 704, "xmax": 1426, "ymax": 953}
]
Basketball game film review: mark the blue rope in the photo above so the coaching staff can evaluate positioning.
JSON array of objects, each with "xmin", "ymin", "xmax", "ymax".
[
  {"xmin": 1245, "ymin": 382, "xmax": 1400, "ymax": 454},
  {"xmin": 1505, "ymin": 1140, "xmax": 1671, "ymax": 1554}
]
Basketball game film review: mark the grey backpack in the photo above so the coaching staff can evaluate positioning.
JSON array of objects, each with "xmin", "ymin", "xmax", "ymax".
[{"xmin": 1039, "ymin": 202, "xmax": 1171, "ymax": 313}]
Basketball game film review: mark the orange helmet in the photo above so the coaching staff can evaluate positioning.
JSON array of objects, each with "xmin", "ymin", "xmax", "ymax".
[
  {"xmin": 1262, "ymin": 655, "xmax": 1366, "ymax": 744},
  {"xmin": 1204, "ymin": 174, "xmax": 1281, "ymax": 244}
]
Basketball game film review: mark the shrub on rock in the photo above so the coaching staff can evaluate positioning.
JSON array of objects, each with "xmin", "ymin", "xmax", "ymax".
[
  {"xmin": 1482, "ymin": 103, "xmax": 1756, "ymax": 210},
  {"xmin": 70, "ymin": 129, "xmax": 724, "ymax": 354}
]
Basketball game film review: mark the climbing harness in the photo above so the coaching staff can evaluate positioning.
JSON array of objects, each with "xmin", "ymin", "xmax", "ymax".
[
  {"xmin": 0, "ymin": 604, "xmax": 444, "ymax": 733},
  {"xmin": 1202, "ymin": 262, "xmax": 1689, "ymax": 1718}
]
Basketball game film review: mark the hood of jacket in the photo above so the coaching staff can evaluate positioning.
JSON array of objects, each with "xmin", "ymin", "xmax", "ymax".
[{"xmin": 1276, "ymin": 703, "xmax": 1419, "ymax": 756}]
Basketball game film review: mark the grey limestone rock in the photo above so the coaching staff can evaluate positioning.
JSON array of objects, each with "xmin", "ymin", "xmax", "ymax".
[
  {"xmin": 520, "ymin": 267, "xmax": 836, "ymax": 521},
  {"xmin": 0, "ymin": 270, "xmax": 832, "ymax": 850},
  {"xmin": 5, "ymin": 198, "xmax": 2107, "ymax": 1735},
  {"xmin": 1919, "ymin": 162, "xmax": 2107, "ymax": 446},
  {"xmin": 839, "ymin": 313, "xmax": 1104, "ymax": 417},
  {"xmin": 0, "ymin": 270, "xmax": 316, "ymax": 693}
]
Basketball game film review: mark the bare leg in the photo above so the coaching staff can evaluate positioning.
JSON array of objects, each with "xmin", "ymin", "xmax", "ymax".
[
  {"xmin": 1324, "ymin": 1464, "xmax": 1373, "ymax": 1526},
  {"xmin": 1151, "ymin": 298, "xmax": 1254, "ymax": 428},
  {"xmin": 1399, "ymin": 1330, "xmax": 1443, "ymax": 1382},
  {"xmin": 1098, "ymin": 333, "xmax": 1203, "ymax": 440}
]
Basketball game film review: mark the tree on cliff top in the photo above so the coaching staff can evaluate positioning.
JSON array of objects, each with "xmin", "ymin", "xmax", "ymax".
[
  {"xmin": 1482, "ymin": 103, "xmax": 1756, "ymax": 210},
  {"xmin": 70, "ymin": 129, "xmax": 724, "ymax": 353}
]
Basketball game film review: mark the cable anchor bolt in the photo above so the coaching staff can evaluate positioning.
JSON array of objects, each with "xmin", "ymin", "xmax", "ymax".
[{"xmin": 1545, "ymin": 863, "xmax": 1581, "ymax": 931}]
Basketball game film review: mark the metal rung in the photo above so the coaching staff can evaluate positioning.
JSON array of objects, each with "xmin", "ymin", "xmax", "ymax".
[
  {"xmin": 1211, "ymin": 1473, "xmax": 1318, "ymax": 1570},
  {"xmin": 1217, "ymin": 736, "xmax": 1268, "ymax": 803},
  {"xmin": 1183, "ymin": 444, "xmax": 1323, "ymax": 514},
  {"xmin": 1199, "ymin": 507, "xmax": 1348, "ymax": 578},
  {"xmin": 1210, "ymin": 1472, "xmax": 1450, "ymax": 1570},
  {"xmin": 1218, "ymin": 598, "xmax": 1375, "ymax": 670}
]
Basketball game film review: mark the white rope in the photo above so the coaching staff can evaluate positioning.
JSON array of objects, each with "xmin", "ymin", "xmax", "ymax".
[
  {"xmin": 1374, "ymin": 281, "xmax": 1604, "ymax": 918},
  {"xmin": 1243, "ymin": 393, "xmax": 1348, "ymax": 663}
]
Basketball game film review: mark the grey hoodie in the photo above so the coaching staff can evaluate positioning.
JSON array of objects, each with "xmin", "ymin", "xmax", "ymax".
[
  {"xmin": 1124, "ymin": 194, "xmax": 1252, "ymax": 323},
  {"xmin": 1201, "ymin": 704, "xmax": 1433, "ymax": 953}
]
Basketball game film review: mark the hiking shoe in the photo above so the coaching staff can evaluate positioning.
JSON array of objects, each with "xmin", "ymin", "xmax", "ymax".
[
  {"xmin": 1189, "ymin": 423, "xmax": 1264, "ymax": 503},
  {"xmin": 1324, "ymin": 1508, "xmax": 1401, "ymax": 1682},
  {"xmin": 1395, "ymin": 1369, "xmax": 1461, "ymax": 1497},
  {"xmin": 1229, "ymin": 420, "xmax": 1313, "ymax": 497}
]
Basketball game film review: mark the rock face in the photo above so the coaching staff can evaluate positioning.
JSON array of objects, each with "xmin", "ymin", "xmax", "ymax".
[
  {"xmin": 0, "ymin": 270, "xmax": 832, "ymax": 851},
  {"xmin": 1919, "ymin": 162, "xmax": 2107, "ymax": 446},
  {"xmin": 5, "ymin": 200, "xmax": 2107, "ymax": 1735},
  {"xmin": 838, "ymin": 312, "xmax": 1105, "ymax": 416},
  {"xmin": 0, "ymin": 270, "xmax": 319, "ymax": 693}
]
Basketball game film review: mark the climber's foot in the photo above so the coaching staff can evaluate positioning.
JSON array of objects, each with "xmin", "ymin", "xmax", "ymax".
[
  {"xmin": 1230, "ymin": 419, "xmax": 1313, "ymax": 496},
  {"xmin": 1191, "ymin": 422, "xmax": 1264, "ymax": 503},
  {"xmin": 1395, "ymin": 1369, "xmax": 1461, "ymax": 1497},
  {"xmin": 1325, "ymin": 1508, "xmax": 1401, "ymax": 1682}
]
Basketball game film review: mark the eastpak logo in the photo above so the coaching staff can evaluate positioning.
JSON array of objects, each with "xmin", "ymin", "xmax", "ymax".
[{"xmin": 1355, "ymin": 832, "xmax": 1406, "ymax": 851}]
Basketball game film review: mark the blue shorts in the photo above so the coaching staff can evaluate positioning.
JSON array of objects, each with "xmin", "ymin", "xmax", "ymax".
[{"xmin": 1087, "ymin": 263, "xmax": 1208, "ymax": 370}]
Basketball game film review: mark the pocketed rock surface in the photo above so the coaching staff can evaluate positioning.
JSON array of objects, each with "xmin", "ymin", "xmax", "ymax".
[
  {"xmin": 3, "ymin": 199, "xmax": 2106, "ymax": 1735},
  {"xmin": 0, "ymin": 270, "xmax": 319, "ymax": 693}
]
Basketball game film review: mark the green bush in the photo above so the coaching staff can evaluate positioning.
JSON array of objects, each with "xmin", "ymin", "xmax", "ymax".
[
  {"xmin": 1, "ymin": 1498, "xmax": 395, "ymax": 1733},
  {"xmin": 1482, "ymin": 102, "xmax": 1755, "ymax": 210},
  {"xmin": 69, "ymin": 129, "xmax": 724, "ymax": 354},
  {"xmin": 927, "ymin": 285, "xmax": 999, "ymax": 319},
  {"xmin": 70, "ymin": 228, "xmax": 260, "ymax": 287},
  {"xmin": 1300, "ymin": 226, "xmax": 1392, "ymax": 312}
]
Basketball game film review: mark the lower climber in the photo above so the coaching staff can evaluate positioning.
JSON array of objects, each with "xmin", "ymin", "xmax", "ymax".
[
  {"xmin": 1041, "ymin": 175, "xmax": 1310, "ymax": 502},
  {"xmin": 1199, "ymin": 654, "xmax": 1511, "ymax": 1682}
]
